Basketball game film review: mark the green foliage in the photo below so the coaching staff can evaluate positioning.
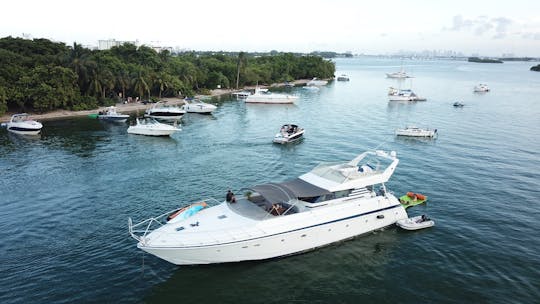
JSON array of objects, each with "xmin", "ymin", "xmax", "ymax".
[{"xmin": 0, "ymin": 37, "xmax": 335, "ymax": 114}]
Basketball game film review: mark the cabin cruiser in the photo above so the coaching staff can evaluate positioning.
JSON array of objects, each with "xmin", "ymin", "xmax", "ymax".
[
  {"xmin": 182, "ymin": 98, "xmax": 217, "ymax": 114},
  {"xmin": 145, "ymin": 102, "xmax": 186, "ymax": 120},
  {"xmin": 245, "ymin": 87, "xmax": 298, "ymax": 104},
  {"xmin": 128, "ymin": 150, "xmax": 408, "ymax": 265},
  {"xmin": 337, "ymin": 74, "xmax": 350, "ymax": 81},
  {"xmin": 474, "ymin": 83, "xmax": 490, "ymax": 92},
  {"xmin": 97, "ymin": 106, "xmax": 129, "ymax": 122},
  {"xmin": 395, "ymin": 126, "xmax": 437, "ymax": 138},
  {"xmin": 127, "ymin": 117, "xmax": 180, "ymax": 136},
  {"xmin": 273, "ymin": 124, "xmax": 305, "ymax": 144},
  {"xmin": 3, "ymin": 113, "xmax": 43, "ymax": 135},
  {"xmin": 306, "ymin": 77, "xmax": 328, "ymax": 86},
  {"xmin": 388, "ymin": 88, "xmax": 424, "ymax": 101}
]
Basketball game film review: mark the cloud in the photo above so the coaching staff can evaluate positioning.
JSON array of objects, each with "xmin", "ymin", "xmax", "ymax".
[{"xmin": 445, "ymin": 15, "xmax": 514, "ymax": 39}]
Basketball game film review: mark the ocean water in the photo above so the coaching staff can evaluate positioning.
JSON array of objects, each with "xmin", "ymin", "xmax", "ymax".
[{"xmin": 1, "ymin": 57, "xmax": 539, "ymax": 303}]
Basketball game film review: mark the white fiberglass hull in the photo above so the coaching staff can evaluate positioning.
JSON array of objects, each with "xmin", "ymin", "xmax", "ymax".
[
  {"xmin": 7, "ymin": 122, "xmax": 43, "ymax": 135},
  {"xmin": 395, "ymin": 129, "xmax": 436, "ymax": 137},
  {"xmin": 137, "ymin": 196, "xmax": 407, "ymax": 265},
  {"xmin": 127, "ymin": 126, "xmax": 178, "ymax": 136},
  {"xmin": 245, "ymin": 95, "xmax": 298, "ymax": 104}
]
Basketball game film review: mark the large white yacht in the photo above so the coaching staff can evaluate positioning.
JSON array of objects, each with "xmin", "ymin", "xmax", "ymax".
[{"xmin": 129, "ymin": 150, "xmax": 408, "ymax": 265}]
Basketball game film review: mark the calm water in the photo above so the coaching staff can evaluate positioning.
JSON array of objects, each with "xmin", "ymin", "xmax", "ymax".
[{"xmin": 1, "ymin": 58, "xmax": 540, "ymax": 303}]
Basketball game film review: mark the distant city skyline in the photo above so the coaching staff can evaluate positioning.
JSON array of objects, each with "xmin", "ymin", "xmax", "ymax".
[{"xmin": 2, "ymin": 0, "xmax": 540, "ymax": 57}]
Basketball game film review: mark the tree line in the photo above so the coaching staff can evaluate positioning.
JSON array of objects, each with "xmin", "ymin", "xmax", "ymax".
[{"xmin": 0, "ymin": 37, "xmax": 335, "ymax": 115}]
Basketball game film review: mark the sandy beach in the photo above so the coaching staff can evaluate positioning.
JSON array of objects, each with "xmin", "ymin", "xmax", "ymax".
[{"xmin": 0, "ymin": 79, "xmax": 312, "ymax": 122}]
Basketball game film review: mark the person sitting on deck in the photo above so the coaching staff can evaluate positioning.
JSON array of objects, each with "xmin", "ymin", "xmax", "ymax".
[{"xmin": 226, "ymin": 190, "xmax": 234, "ymax": 203}]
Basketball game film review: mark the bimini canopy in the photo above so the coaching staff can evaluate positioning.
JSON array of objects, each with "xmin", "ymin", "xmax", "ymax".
[{"xmin": 250, "ymin": 178, "xmax": 331, "ymax": 204}]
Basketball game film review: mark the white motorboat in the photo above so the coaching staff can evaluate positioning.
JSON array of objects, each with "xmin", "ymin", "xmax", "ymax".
[
  {"xmin": 337, "ymin": 74, "xmax": 350, "ymax": 81},
  {"xmin": 388, "ymin": 88, "xmax": 423, "ymax": 101},
  {"xmin": 386, "ymin": 70, "xmax": 412, "ymax": 79},
  {"xmin": 306, "ymin": 77, "xmax": 328, "ymax": 86},
  {"xmin": 396, "ymin": 214, "xmax": 434, "ymax": 230},
  {"xmin": 474, "ymin": 83, "xmax": 490, "ymax": 92},
  {"xmin": 97, "ymin": 106, "xmax": 129, "ymax": 122},
  {"xmin": 182, "ymin": 98, "xmax": 217, "ymax": 114},
  {"xmin": 232, "ymin": 91, "xmax": 252, "ymax": 99},
  {"xmin": 273, "ymin": 124, "xmax": 305, "ymax": 144},
  {"xmin": 127, "ymin": 117, "xmax": 180, "ymax": 136},
  {"xmin": 128, "ymin": 150, "xmax": 408, "ymax": 265},
  {"xmin": 284, "ymin": 81, "xmax": 295, "ymax": 87},
  {"xmin": 245, "ymin": 87, "xmax": 298, "ymax": 104},
  {"xmin": 395, "ymin": 126, "xmax": 437, "ymax": 138},
  {"xmin": 3, "ymin": 113, "xmax": 43, "ymax": 135},
  {"xmin": 145, "ymin": 102, "xmax": 186, "ymax": 120}
]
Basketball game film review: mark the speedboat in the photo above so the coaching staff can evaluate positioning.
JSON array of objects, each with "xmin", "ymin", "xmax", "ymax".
[
  {"xmin": 3, "ymin": 113, "xmax": 43, "ymax": 135},
  {"xmin": 453, "ymin": 102, "xmax": 465, "ymax": 107},
  {"xmin": 306, "ymin": 77, "xmax": 328, "ymax": 86},
  {"xmin": 396, "ymin": 215, "xmax": 434, "ymax": 231},
  {"xmin": 245, "ymin": 87, "xmax": 298, "ymax": 104},
  {"xmin": 395, "ymin": 126, "xmax": 437, "ymax": 138},
  {"xmin": 337, "ymin": 74, "xmax": 350, "ymax": 81},
  {"xmin": 273, "ymin": 124, "xmax": 305, "ymax": 144},
  {"xmin": 145, "ymin": 102, "xmax": 186, "ymax": 120},
  {"xmin": 182, "ymin": 98, "xmax": 217, "ymax": 114},
  {"xmin": 388, "ymin": 89, "xmax": 423, "ymax": 101},
  {"xmin": 474, "ymin": 83, "xmax": 490, "ymax": 92},
  {"xmin": 128, "ymin": 150, "xmax": 408, "ymax": 265},
  {"xmin": 127, "ymin": 117, "xmax": 180, "ymax": 136},
  {"xmin": 97, "ymin": 106, "xmax": 129, "ymax": 122}
]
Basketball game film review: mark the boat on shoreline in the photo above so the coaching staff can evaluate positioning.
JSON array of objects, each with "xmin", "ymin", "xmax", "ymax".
[
  {"xmin": 337, "ymin": 74, "xmax": 350, "ymax": 81},
  {"xmin": 2, "ymin": 113, "xmax": 43, "ymax": 135},
  {"xmin": 245, "ymin": 87, "xmax": 298, "ymax": 104},
  {"xmin": 145, "ymin": 102, "xmax": 186, "ymax": 120},
  {"xmin": 128, "ymin": 150, "xmax": 408, "ymax": 265},
  {"xmin": 97, "ymin": 106, "xmax": 129, "ymax": 122}
]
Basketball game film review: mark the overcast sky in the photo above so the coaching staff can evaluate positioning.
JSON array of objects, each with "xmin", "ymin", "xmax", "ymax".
[{"xmin": 2, "ymin": 0, "xmax": 540, "ymax": 56}]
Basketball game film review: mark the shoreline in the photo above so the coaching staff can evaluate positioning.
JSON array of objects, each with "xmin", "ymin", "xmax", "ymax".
[{"xmin": 0, "ymin": 79, "xmax": 313, "ymax": 122}]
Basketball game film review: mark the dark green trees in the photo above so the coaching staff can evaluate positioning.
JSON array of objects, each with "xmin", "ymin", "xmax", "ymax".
[{"xmin": 0, "ymin": 37, "xmax": 335, "ymax": 115}]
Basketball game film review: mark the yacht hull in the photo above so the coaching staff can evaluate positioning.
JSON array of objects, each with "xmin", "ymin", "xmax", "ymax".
[{"xmin": 138, "ymin": 199, "xmax": 407, "ymax": 265}]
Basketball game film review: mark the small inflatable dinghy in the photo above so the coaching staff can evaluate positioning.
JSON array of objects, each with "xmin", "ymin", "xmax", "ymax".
[{"xmin": 396, "ymin": 214, "xmax": 434, "ymax": 230}]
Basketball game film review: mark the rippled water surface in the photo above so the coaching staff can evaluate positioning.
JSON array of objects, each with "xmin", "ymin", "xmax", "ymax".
[{"xmin": 1, "ymin": 58, "xmax": 540, "ymax": 303}]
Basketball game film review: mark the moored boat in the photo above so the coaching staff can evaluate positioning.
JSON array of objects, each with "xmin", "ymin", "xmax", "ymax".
[
  {"xmin": 127, "ymin": 117, "xmax": 180, "ymax": 136},
  {"xmin": 128, "ymin": 149, "xmax": 408, "ymax": 265},
  {"xmin": 182, "ymin": 98, "xmax": 217, "ymax": 114},
  {"xmin": 337, "ymin": 74, "xmax": 350, "ymax": 81},
  {"xmin": 97, "ymin": 106, "xmax": 129, "ymax": 122},
  {"xmin": 395, "ymin": 126, "xmax": 437, "ymax": 138},
  {"xmin": 3, "ymin": 113, "xmax": 43, "ymax": 135},
  {"xmin": 396, "ymin": 214, "xmax": 434, "ymax": 230},
  {"xmin": 145, "ymin": 102, "xmax": 186, "ymax": 120},
  {"xmin": 245, "ymin": 87, "xmax": 298, "ymax": 104}
]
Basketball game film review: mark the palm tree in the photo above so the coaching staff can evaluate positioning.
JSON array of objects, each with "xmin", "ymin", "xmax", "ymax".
[
  {"xmin": 132, "ymin": 70, "xmax": 150, "ymax": 100},
  {"xmin": 236, "ymin": 51, "xmax": 246, "ymax": 89}
]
